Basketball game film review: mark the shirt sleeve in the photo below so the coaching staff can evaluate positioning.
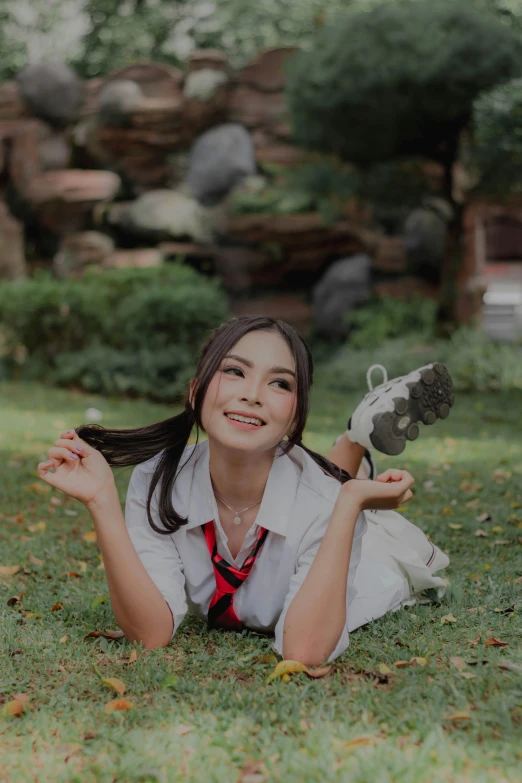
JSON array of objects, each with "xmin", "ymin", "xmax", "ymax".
[
  {"xmin": 124, "ymin": 464, "xmax": 188, "ymax": 636},
  {"xmin": 273, "ymin": 509, "xmax": 367, "ymax": 662}
]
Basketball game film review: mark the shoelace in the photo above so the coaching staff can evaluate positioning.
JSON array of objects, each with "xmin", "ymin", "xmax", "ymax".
[{"xmin": 366, "ymin": 364, "xmax": 388, "ymax": 391}]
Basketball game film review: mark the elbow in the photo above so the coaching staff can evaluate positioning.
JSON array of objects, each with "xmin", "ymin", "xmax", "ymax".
[{"xmin": 282, "ymin": 646, "xmax": 330, "ymax": 668}]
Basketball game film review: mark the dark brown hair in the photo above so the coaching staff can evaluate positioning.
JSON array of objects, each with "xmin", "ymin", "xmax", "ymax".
[{"xmin": 77, "ymin": 316, "xmax": 351, "ymax": 534}]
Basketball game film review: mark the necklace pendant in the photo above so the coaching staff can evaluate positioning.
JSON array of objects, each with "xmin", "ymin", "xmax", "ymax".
[{"xmin": 233, "ymin": 515, "xmax": 242, "ymax": 526}]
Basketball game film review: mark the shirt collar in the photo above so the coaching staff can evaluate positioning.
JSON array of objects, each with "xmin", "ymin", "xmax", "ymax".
[{"xmin": 181, "ymin": 440, "xmax": 300, "ymax": 537}]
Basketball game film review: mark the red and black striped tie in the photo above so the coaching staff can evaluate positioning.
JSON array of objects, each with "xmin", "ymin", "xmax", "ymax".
[{"xmin": 203, "ymin": 521, "xmax": 269, "ymax": 631}]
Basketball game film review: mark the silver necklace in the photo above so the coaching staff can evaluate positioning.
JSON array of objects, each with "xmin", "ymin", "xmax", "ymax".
[{"xmin": 214, "ymin": 493, "xmax": 262, "ymax": 526}]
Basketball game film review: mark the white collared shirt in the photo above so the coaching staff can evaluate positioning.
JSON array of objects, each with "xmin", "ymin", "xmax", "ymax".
[{"xmin": 124, "ymin": 440, "xmax": 366, "ymax": 662}]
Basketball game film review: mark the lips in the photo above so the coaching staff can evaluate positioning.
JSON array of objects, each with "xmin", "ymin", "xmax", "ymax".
[{"xmin": 224, "ymin": 411, "xmax": 266, "ymax": 426}]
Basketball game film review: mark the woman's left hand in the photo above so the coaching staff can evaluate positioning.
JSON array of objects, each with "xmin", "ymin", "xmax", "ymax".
[{"xmin": 340, "ymin": 468, "xmax": 414, "ymax": 511}]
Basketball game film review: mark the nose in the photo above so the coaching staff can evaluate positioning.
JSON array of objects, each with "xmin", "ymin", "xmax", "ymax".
[{"xmin": 239, "ymin": 377, "xmax": 263, "ymax": 407}]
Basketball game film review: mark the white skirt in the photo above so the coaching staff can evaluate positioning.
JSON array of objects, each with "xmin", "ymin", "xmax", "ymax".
[{"xmin": 346, "ymin": 509, "xmax": 449, "ymax": 632}]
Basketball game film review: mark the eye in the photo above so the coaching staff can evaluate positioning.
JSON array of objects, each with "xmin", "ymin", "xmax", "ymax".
[
  {"xmin": 271, "ymin": 378, "xmax": 292, "ymax": 391},
  {"xmin": 222, "ymin": 366, "xmax": 244, "ymax": 377}
]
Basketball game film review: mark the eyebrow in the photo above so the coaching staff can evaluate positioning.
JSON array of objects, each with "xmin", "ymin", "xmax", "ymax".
[{"xmin": 224, "ymin": 354, "xmax": 296, "ymax": 379}]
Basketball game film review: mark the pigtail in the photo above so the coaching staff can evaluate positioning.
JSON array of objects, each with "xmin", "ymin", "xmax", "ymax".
[
  {"xmin": 296, "ymin": 440, "xmax": 352, "ymax": 485},
  {"xmin": 77, "ymin": 406, "xmax": 196, "ymax": 534}
]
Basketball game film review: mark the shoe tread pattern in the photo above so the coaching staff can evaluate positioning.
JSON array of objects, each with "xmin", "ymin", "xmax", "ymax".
[{"xmin": 369, "ymin": 364, "xmax": 454, "ymax": 456}]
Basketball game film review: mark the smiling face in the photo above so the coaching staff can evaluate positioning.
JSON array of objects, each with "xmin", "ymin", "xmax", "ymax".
[{"xmin": 197, "ymin": 329, "xmax": 298, "ymax": 455}]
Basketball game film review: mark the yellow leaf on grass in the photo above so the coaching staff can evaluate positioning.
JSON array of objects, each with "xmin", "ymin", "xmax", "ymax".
[
  {"xmin": 281, "ymin": 673, "xmax": 291, "ymax": 683},
  {"xmin": 26, "ymin": 482, "xmax": 50, "ymax": 495},
  {"xmin": 59, "ymin": 634, "xmax": 68, "ymax": 644},
  {"xmin": 448, "ymin": 524, "xmax": 463, "ymax": 530},
  {"xmin": 128, "ymin": 650, "xmax": 138, "ymax": 664},
  {"xmin": 83, "ymin": 531, "xmax": 97, "ymax": 543},
  {"xmin": 266, "ymin": 660, "xmax": 332, "ymax": 684},
  {"xmin": 410, "ymin": 657, "xmax": 428, "ymax": 667},
  {"xmin": 101, "ymin": 677, "xmax": 126, "ymax": 695},
  {"xmin": 29, "ymin": 555, "xmax": 44, "ymax": 567},
  {"xmin": 443, "ymin": 508, "xmax": 454, "ymax": 515},
  {"xmin": 105, "ymin": 698, "xmax": 133, "ymax": 713},
  {"xmin": 2, "ymin": 694, "xmax": 29, "ymax": 717},
  {"xmin": 345, "ymin": 736, "xmax": 379, "ymax": 750},
  {"xmin": 394, "ymin": 660, "xmax": 412, "ymax": 669},
  {"xmin": 377, "ymin": 663, "xmax": 392, "ymax": 675},
  {"xmin": 441, "ymin": 614, "xmax": 457, "ymax": 624},
  {"xmin": 28, "ymin": 522, "xmax": 46, "ymax": 532},
  {"xmin": 0, "ymin": 565, "xmax": 20, "ymax": 576},
  {"xmin": 444, "ymin": 710, "xmax": 472, "ymax": 722},
  {"xmin": 76, "ymin": 561, "xmax": 88, "ymax": 573}
]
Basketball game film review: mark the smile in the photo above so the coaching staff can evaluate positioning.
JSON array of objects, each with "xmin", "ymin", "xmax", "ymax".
[{"xmin": 224, "ymin": 412, "xmax": 266, "ymax": 427}]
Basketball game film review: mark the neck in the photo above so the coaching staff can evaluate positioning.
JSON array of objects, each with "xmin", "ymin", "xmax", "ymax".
[{"xmin": 208, "ymin": 440, "xmax": 276, "ymax": 509}]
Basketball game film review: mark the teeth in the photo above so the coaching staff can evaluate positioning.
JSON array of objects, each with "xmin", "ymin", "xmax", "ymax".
[{"xmin": 226, "ymin": 413, "xmax": 263, "ymax": 426}]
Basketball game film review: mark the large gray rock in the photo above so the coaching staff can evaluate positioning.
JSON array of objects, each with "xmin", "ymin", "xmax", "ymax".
[
  {"xmin": 403, "ymin": 196, "xmax": 454, "ymax": 283},
  {"xmin": 17, "ymin": 63, "xmax": 85, "ymax": 127},
  {"xmin": 98, "ymin": 79, "xmax": 144, "ymax": 127},
  {"xmin": 312, "ymin": 254, "xmax": 372, "ymax": 338},
  {"xmin": 109, "ymin": 190, "xmax": 213, "ymax": 243},
  {"xmin": 187, "ymin": 123, "xmax": 256, "ymax": 205}
]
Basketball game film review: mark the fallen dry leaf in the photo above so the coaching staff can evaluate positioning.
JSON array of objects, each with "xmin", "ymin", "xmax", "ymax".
[
  {"xmin": 444, "ymin": 710, "xmax": 472, "ymax": 722},
  {"xmin": 485, "ymin": 637, "xmax": 508, "ymax": 647},
  {"xmin": 515, "ymin": 576, "xmax": 522, "ymax": 584},
  {"xmin": 394, "ymin": 660, "xmax": 412, "ymax": 669},
  {"xmin": 29, "ymin": 555, "xmax": 44, "ymax": 567},
  {"xmin": 0, "ymin": 565, "xmax": 20, "ymax": 577},
  {"xmin": 410, "ymin": 657, "xmax": 428, "ymax": 667},
  {"xmin": 128, "ymin": 650, "xmax": 138, "ymax": 664},
  {"xmin": 281, "ymin": 673, "xmax": 291, "ymax": 683},
  {"xmin": 498, "ymin": 660, "xmax": 522, "ymax": 674},
  {"xmin": 377, "ymin": 663, "xmax": 392, "ymax": 675},
  {"xmin": 470, "ymin": 634, "xmax": 481, "ymax": 647},
  {"xmin": 2, "ymin": 694, "xmax": 29, "ymax": 717},
  {"xmin": 59, "ymin": 634, "xmax": 68, "ymax": 644},
  {"xmin": 448, "ymin": 524, "xmax": 463, "ymax": 530},
  {"xmin": 449, "ymin": 656, "xmax": 467, "ymax": 670},
  {"xmin": 475, "ymin": 529, "xmax": 488, "ymax": 537},
  {"xmin": 344, "ymin": 736, "xmax": 379, "ymax": 750},
  {"xmin": 266, "ymin": 659, "xmax": 332, "ymax": 684},
  {"xmin": 104, "ymin": 628, "xmax": 125, "ymax": 640},
  {"xmin": 465, "ymin": 498, "xmax": 480, "ymax": 508},
  {"xmin": 51, "ymin": 602, "xmax": 63, "ymax": 612},
  {"xmin": 173, "ymin": 724, "xmax": 194, "ymax": 736},
  {"xmin": 101, "ymin": 677, "xmax": 126, "ymax": 695},
  {"xmin": 83, "ymin": 531, "xmax": 97, "ymax": 543},
  {"xmin": 476, "ymin": 513, "xmax": 492, "ymax": 523},
  {"xmin": 441, "ymin": 614, "xmax": 457, "ymax": 624},
  {"xmin": 104, "ymin": 698, "xmax": 133, "ymax": 713},
  {"xmin": 459, "ymin": 672, "xmax": 477, "ymax": 680},
  {"xmin": 26, "ymin": 482, "xmax": 50, "ymax": 495}
]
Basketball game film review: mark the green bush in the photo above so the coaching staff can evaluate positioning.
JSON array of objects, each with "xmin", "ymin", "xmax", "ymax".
[
  {"xmin": 319, "ymin": 328, "xmax": 522, "ymax": 394},
  {"xmin": 345, "ymin": 296, "xmax": 438, "ymax": 350},
  {"xmin": 0, "ymin": 264, "xmax": 229, "ymax": 401}
]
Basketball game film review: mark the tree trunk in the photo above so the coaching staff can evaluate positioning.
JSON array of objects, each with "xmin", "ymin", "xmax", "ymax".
[{"xmin": 435, "ymin": 139, "xmax": 462, "ymax": 336}]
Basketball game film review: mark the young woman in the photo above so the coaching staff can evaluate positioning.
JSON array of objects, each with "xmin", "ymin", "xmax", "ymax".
[{"xmin": 37, "ymin": 316, "xmax": 452, "ymax": 666}]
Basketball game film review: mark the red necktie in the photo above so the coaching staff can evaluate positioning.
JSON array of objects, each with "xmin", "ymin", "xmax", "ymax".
[{"xmin": 203, "ymin": 521, "xmax": 269, "ymax": 631}]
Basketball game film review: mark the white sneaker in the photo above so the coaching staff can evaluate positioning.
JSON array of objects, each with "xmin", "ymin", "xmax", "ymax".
[{"xmin": 346, "ymin": 363, "xmax": 454, "ymax": 456}]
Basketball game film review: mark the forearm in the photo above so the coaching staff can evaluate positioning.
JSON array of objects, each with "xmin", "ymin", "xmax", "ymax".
[
  {"xmin": 326, "ymin": 435, "xmax": 366, "ymax": 478},
  {"xmin": 87, "ymin": 490, "xmax": 174, "ymax": 648},
  {"xmin": 282, "ymin": 494, "xmax": 361, "ymax": 666}
]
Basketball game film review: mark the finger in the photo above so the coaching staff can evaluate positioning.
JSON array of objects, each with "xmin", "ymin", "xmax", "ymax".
[
  {"xmin": 37, "ymin": 460, "xmax": 61, "ymax": 487},
  {"xmin": 375, "ymin": 469, "xmax": 405, "ymax": 483},
  {"xmin": 397, "ymin": 489, "xmax": 414, "ymax": 505},
  {"xmin": 60, "ymin": 430, "xmax": 76, "ymax": 439},
  {"xmin": 48, "ymin": 446, "xmax": 80, "ymax": 463},
  {"xmin": 54, "ymin": 438, "xmax": 86, "ymax": 455}
]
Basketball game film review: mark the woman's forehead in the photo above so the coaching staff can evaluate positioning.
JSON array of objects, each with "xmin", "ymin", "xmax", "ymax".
[{"xmin": 230, "ymin": 330, "xmax": 295, "ymax": 368}]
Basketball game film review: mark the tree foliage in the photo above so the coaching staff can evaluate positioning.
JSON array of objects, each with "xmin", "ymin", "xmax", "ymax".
[
  {"xmin": 286, "ymin": 0, "xmax": 522, "ymax": 174},
  {"xmin": 468, "ymin": 79, "xmax": 522, "ymax": 194}
]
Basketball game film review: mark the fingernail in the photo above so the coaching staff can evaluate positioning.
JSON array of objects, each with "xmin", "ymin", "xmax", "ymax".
[
  {"xmin": 70, "ymin": 453, "xmax": 78, "ymax": 459},
  {"xmin": 67, "ymin": 430, "xmax": 74, "ymax": 434},
  {"xmin": 76, "ymin": 446, "xmax": 83, "ymax": 452}
]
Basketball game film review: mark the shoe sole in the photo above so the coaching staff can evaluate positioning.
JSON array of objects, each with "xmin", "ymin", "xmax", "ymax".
[{"xmin": 369, "ymin": 363, "xmax": 455, "ymax": 456}]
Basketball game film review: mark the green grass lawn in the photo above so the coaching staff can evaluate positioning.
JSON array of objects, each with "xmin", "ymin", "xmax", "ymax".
[{"xmin": 1, "ymin": 380, "xmax": 522, "ymax": 783}]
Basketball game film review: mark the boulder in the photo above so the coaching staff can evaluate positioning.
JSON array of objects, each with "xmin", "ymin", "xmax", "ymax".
[
  {"xmin": 0, "ymin": 202, "xmax": 26, "ymax": 279},
  {"xmin": 104, "ymin": 248, "xmax": 163, "ymax": 268},
  {"xmin": 98, "ymin": 80, "xmax": 144, "ymax": 127},
  {"xmin": 108, "ymin": 190, "xmax": 213, "ymax": 243},
  {"xmin": 239, "ymin": 48, "xmax": 298, "ymax": 92},
  {"xmin": 183, "ymin": 69, "xmax": 229, "ymax": 102},
  {"xmin": 312, "ymin": 254, "xmax": 372, "ymax": 338},
  {"xmin": 16, "ymin": 63, "xmax": 85, "ymax": 127},
  {"xmin": 403, "ymin": 196, "xmax": 454, "ymax": 283},
  {"xmin": 39, "ymin": 132, "xmax": 72, "ymax": 170},
  {"xmin": 52, "ymin": 231, "xmax": 115, "ymax": 278},
  {"xmin": 187, "ymin": 123, "xmax": 256, "ymax": 205}
]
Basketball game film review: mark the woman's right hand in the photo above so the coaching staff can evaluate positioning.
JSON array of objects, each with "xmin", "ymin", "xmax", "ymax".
[
  {"xmin": 341, "ymin": 468, "xmax": 415, "ymax": 512},
  {"xmin": 37, "ymin": 431, "xmax": 117, "ymax": 509}
]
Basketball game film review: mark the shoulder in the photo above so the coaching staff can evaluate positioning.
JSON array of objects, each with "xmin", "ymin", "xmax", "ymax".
[{"xmin": 287, "ymin": 444, "xmax": 342, "ymax": 511}]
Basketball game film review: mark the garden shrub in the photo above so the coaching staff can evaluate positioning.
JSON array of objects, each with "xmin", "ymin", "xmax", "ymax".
[
  {"xmin": 344, "ymin": 296, "xmax": 438, "ymax": 350},
  {"xmin": 319, "ymin": 328, "xmax": 522, "ymax": 394},
  {"xmin": 0, "ymin": 264, "xmax": 229, "ymax": 401}
]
